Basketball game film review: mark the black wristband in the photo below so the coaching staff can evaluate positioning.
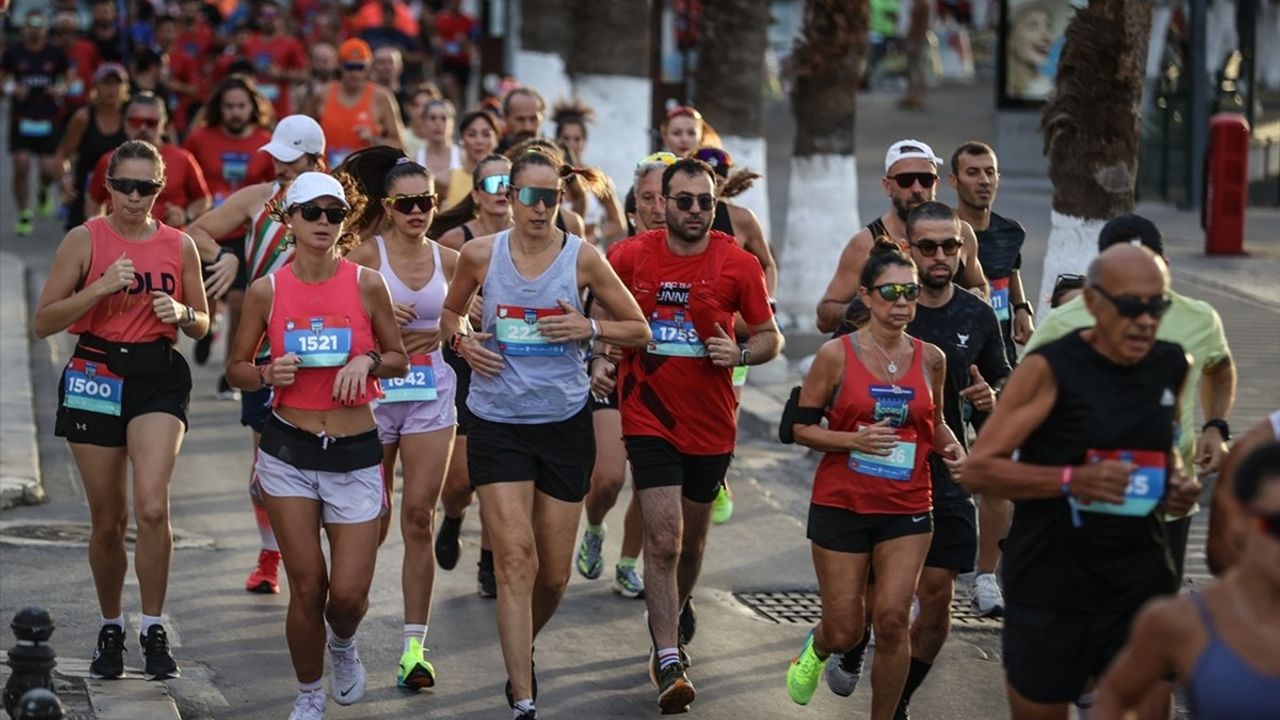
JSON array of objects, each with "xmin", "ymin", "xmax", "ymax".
[
  {"xmin": 1013, "ymin": 302, "xmax": 1034, "ymax": 316},
  {"xmin": 1202, "ymin": 419, "xmax": 1230, "ymax": 441},
  {"xmin": 365, "ymin": 350, "xmax": 382, "ymax": 373}
]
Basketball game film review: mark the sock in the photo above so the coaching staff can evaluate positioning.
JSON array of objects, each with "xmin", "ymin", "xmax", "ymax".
[
  {"xmin": 898, "ymin": 657, "xmax": 933, "ymax": 707},
  {"xmin": 327, "ymin": 628, "xmax": 354, "ymax": 651},
  {"xmin": 253, "ymin": 502, "xmax": 279, "ymax": 552},
  {"xmin": 102, "ymin": 615, "xmax": 124, "ymax": 629},
  {"xmin": 141, "ymin": 614, "xmax": 163, "ymax": 635},
  {"xmin": 403, "ymin": 624, "xmax": 427, "ymax": 653},
  {"xmin": 479, "ymin": 548, "xmax": 494, "ymax": 570},
  {"xmin": 442, "ymin": 514, "xmax": 462, "ymax": 527},
  {"xmin": 844, "ymin": 624, "xmax": 872, "ymax": 670},
  {"xmin": 513, "ymin": 699, "xmax": 535, "ymax": 717},
  {"xmin": 298, "ymin": 678, "xmax": 323, "ymax": 694},
  {"xmin": 657, "ymin": 647, "xmax": 681, "ymax": 671},
  {"xmin": 586, "ymin": 523, "xmax": 605, "ymax": 536},
  {"xmin": 617, "ymin": 555, "xmax": 637, "ymax": 570}
]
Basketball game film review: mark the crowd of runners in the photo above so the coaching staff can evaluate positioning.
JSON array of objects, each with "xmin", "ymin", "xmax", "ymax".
[{"xmin": 7, "ymin": 3, "xmax": 1280, "ymax": 719}]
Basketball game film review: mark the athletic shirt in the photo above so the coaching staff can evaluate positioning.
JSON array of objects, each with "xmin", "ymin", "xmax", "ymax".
[
  {"xmin": 320, "ymin": 83, "xmax": 380, "ymax": 168},
  {"xmin": 1186, "ymin": 592, "xmax": 1280, "ymax": 719},
  {"xmin": 1006, "ymin": 331, "xmax": 1188, "ymax": 612},
  {"xmin": 711, "ymin": 200, "xmax": 735, "ymax": 237},
  {"xmin": 374, "ymin": 235, "xmax": 446, "ymax": 332},
  {"xmin": 245, "ymin": 184, "xmax": 293, "ymax": 281},
  {"xmin": 812, "ymin": 333, "xmax": 936, "ymax": 515},
  {"xmin": 975, "ymin": 212, "xmax": 1027, "ymax": 368},
  {"xmin": 467, "ymin": 230, "xmax": 588, "ymax": 424},
  {"xmin": 69, "ymin": 217, "xmax": 186, "ymax": 344},
  {"xmin": 266, "ymin": 259, "xmax": 380, "ymax": 410}
]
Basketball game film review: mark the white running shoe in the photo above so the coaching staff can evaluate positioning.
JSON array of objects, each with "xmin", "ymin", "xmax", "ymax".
[
  {"xmin": 971, "ymin": 573, "xmax": 1005, "ymax": 618},
  {"xmin": 328, "ymin": 640, "xmax": 367, "ymax": 706},
  {"xmin": 288, "ymin": 691, "xmax": 326, "ymax": 720}
]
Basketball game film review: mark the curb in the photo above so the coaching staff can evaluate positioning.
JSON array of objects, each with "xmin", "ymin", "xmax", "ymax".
[{"xmin": 0, "ymin": 252, "xmax": 43, "ymax": 510}]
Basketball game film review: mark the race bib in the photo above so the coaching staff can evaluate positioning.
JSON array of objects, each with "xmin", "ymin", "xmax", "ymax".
[
  {"xmin": 380, "ymin": 354, "xmax": 438, "ymax": 402},
  {"xmin": 495, "ymin": 305, "xmax": 565, "ymax": 356},
  {"xmin": 221, "ymin": 151, "xmax": 249, "ymax": 185},
  {"xmin": 260, "ymin": 83, "xmax": 281, "ymax": 101},
  {"xmin": 283, "ymin": 316, "xmax": 353, "ymax": 367},
  {"xmin": 647, "ymin": 308, "xmax": 706, "ymax": 357},
  {"xmin": 1070, "ymin": 449, "xmax": 1167, "ymax": 517},
  {"xmin": 62, "ymin": 358, "xmax": 123, "ymax": 416},
  {"xmin": 990, "ymin": 277, "xmax": 1010, "ymax": 321},
  {"xmin": 18, "ymin": 118, "xmax": 53, "ymax": 138},
  {"xmin": 848, "ymin": 423, "xmax": 919, "ymax": 481},
  {"xmin": 327, "ymin": 148, "xmax": 351, "ymax": 168}
]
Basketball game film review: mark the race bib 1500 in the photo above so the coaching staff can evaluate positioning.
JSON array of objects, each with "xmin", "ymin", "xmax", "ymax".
[
  {"xmin": 495, "ymin": 305, "xmax": 566, "ymax": 356},
  {"xmin": 1070, "ymin": 448, "xmax": 1167, "ymax": 517},
  {"xmin": 647, "ymin": 308, "xmax": 706, "ymax": 357},
  {"xmin": 283, "ymin": 316, "xmax": 353, "ymax": 367},
  {"xmin": 63, "ymin": 358, "xmax": 123, "ymax": 416},
  {"xmin": 381, "ymin": 354, "xmax": 438, "ymax": 402}
]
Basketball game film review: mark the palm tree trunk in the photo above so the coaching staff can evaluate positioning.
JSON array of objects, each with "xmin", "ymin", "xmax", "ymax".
[
  {"xmin": 515, "ymin": 0, "xmax": 575, "ymax": 120},
  {"xmin": 1036, "ymin": 0, "xmax": 1153, "ymax": 315}
]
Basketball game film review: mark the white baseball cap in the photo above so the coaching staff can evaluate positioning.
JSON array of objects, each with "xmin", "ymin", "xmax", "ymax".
[
  {"xmin": 884, "ymin": 139, "xmax": 943, "ymax": 174},
  {"xmin": 284, "ymin": 172, "xmax": 349, "ymax": 209},
  {"xmin": 260, "ymin": 115, "xmax": 325, "ymax": 162}
]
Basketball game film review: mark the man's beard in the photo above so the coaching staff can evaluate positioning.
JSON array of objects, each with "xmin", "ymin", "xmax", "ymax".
[
  {"xmin": 921, "ymin": 264, "xmax": 954, "ymax": 290},
  {"xmin": 667, "ymin": 218, "xmax": 707, "ymax": 244},
  {"xmin": 225, "ymin": 119, "xmax": 248, "ymax": 134},
  {"xmin": 893, "ymin": 194, "xmax": 928, "ymax": 221}
]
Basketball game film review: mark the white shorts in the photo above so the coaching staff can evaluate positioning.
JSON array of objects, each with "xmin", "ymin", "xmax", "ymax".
[{"xmin": 254, "ymin": 416, "xmax": 386, "ymax": 524}]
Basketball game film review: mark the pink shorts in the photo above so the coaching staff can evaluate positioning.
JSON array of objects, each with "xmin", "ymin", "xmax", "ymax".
[{"xmin": 373, "ymin": 356, "xmax": 457, "ymax": 444}]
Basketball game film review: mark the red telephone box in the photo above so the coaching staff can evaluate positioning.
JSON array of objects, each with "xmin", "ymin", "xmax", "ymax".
[{"xmin": 1204, "ymin": 113, "xmax": 1250, "ymax": 255}]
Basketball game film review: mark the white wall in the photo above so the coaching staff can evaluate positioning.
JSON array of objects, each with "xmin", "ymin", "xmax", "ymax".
[
  {"xmin": 777, "ymin": 154, "xmax": 861, "ymax": 330},
  {"xmin": 718, "ymin": 134, "xmax": 772, "ymax": 240}
]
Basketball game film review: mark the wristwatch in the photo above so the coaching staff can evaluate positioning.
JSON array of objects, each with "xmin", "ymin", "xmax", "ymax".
[
  {"xmin": 1013, "ymin": 302, "xmax": 1034, "ymax": 317},
  {"xmin": 738, "ymin": 348, "xmax": 752, "ymax": 367},
  {"xmin": 1202, "ymin": 419, "xmax": 1231, "ymax": 441}
]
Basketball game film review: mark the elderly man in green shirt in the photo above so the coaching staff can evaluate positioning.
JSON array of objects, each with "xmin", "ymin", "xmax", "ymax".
[{"xmin": 1022, "ymin": 214, "xmax": 1236, "ymax": 582}]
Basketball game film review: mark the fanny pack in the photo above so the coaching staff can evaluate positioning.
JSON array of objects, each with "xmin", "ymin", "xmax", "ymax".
[
  {"xmin": 76, "ymin": 333, "xmax": 173, "ymax": 377},
  {"xmin": 259, "ymin": 414, "xmax": 381, "ymax": 473}
]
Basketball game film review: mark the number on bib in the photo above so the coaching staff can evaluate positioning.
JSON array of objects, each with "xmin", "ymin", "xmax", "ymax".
[
  {"xmin": 283, "ymin": 316, "xmax": 354, "ymax": 367},
  {"xmin": 63, "ymin": 358, "xmax": 124, "ymax": 416},
  {"xmin": 1070, "ymin": 449, "xmax": 1167, "ymax": 517},
  {"xmin": 495, "ymin": 305, "xmax": 566, "ymax": 356},
  {"xmin": 990, "ymin": 277, "xmax": 1010, "ymax": 322},
  {"xmin": 647, "ymin": 309, "xmax": 706, "ymax": 357},
  {"xmin": 848, "ymin": 424, "xmax": 919, "ymax": 482},
  {"xmin": 380, "ymin": 354, "xmax": 439, "ymax": 402}
]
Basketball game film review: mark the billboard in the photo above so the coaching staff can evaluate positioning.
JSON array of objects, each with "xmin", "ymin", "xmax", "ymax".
[{"xmin": 998, "ymin": 0, "xmax": 1080, "ymax": 107}]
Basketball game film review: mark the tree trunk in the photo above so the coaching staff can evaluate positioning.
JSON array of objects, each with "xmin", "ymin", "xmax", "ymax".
[
  {"xmin": 514, "ymin": 0, "xmax": 575, "ymax": 122},
  {"xmin": 1035, "ymin": 0, "xmax": 1153, "ymax": 315},
  {"xmin": 693, "ymin": 0, "xmax": 773, "ymax": 235},
  {"xmin": 777, "ymin": 0, "xmax": 867, "ymax": 328}
]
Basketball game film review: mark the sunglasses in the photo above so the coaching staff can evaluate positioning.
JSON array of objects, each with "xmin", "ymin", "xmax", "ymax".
[
  {"xmin": 476, "ymin": 174, "xmax": 510, "ymax": 195},
  {"xmin": 1255, "ymin": 513, "xmax": 1280, "ymax": 539},
  {"xmin": 511, "ymin": 186, "xmax": 560, "ymax": 208},
  {"xmin": 127, "ymin": 116, "xmax": 161, "ymax": 129},
  {"xmin": 872, "ymin": 282, "xmax": 921, "ymax": 302},
  {"xmin": 887, "ymin": 172, "xmax": 937, "ymax": 189},
  {"xmin": 107, "ymin": 176, "xmax": 163, "ymax": 196},
  {"xmin": 1092, "ymin": 285, "xmax": 1172, "ymax": 319},
  {"xmin": 668, "ymin": 193, "xmax": 715, "ymax": 212},
  {"xmin": 911, "ymin": 238, "xmax": 964, "ymax": 256},
  {"xmin": 342, "ymin": 62, "xmax": 367, "ymax": 72},
  {"xmin": 291, "ymin": 203, "xmax": 348, "ymax": 223},
  {"xmin": 385, "ymin": 193, "xmax": 437, "ymax": 214},
  {"xmin": 637, "ymin": 151, "xmax": 679, "ymax": 168}
]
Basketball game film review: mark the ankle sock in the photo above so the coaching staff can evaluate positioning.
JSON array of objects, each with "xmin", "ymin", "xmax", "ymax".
[
  {"xmin": 403, "ymin": 624, "xmax": 428, "ymax": 653},
  {"xmin": 586, "ymin": 523, "xmax": 605, "ymax": 536},
  {"xmin": 657, "ymin": 647, "xmax": 681, "ymax": 671},
  {"xmin": 617, "ymin": 555, "xmax": 637, "ymax": 570},
  {"xmin": 327, "ymin": 628, "xmax": 354, "ymax": 651},
  {"xmin": 102, "ymin": 615, "xmax": 125, "ymax": 629},
  {"xmin": 140, "ymin": 614, "xmax": 163, "ymax": 636},
  {"xmin": 513, "ymin": 699, "xmax": 535, "ymax": 717},
  {"xmin": 298, "ymin": 678, "xmax": 323, "ymax": 694}
]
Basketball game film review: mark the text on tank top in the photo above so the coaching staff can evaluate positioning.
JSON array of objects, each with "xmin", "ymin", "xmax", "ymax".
[
  {"xmin": 374, "ymin": 235, "xmax": 446, "ymax": 331},
  {"xmin": 321, "ymin": 83, "xmax": 380, "ymax": 167},
  {"xmin": 69, "ymin": 217, "xmax": 185, "ymax": 343},
  {"xmin": 245, "ymin": 184, "xmax": 293, "ymax": 281}
]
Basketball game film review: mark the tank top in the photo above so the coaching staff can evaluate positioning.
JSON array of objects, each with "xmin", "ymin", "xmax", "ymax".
[
  {"xmin": 1186, "ymin": 592, "xmax": 1280, "ymax": 719},
  {"xmin": 320, "ymin": 83, "xmax": 380, "ymax": 168},
  {"xmin": 267, "ymin": 259, "xmax": 380, "ymax": 410},
  {"xmin": 812, "ymin": 333, "xmax": 935, "ymax": 515},
  {"xmin": 69, "ymin": 217, "xmax": 185, "ymax": 344},
  {"xmin": 467, "ymin": 230, "xmax": 588, "ymax": 424},
  {"xmin": 461, "ymin": 224, "xmax": 475, "ymax": 242},
  {"xmin": 712, "ymin": 200, "xmax": 736, "ymax": 237},
  {"xmin": 374, "ymin": 235, "xmax": 446, "ymax": 332},
  {"xmin": 70, "ymin": 107, "xmax": 127, "ymax": 228},
  {"xmin": 975, "ymin": 212, "xmax": 1027, "ymax": 368},
  {"xmin": 244, "ymin": 183, "xmax": 293, "ymax": 281}
]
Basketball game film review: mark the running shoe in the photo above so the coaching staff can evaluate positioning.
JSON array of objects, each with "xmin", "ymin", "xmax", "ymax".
[
  {"xmin": 477, "ymin": 563, "xmax": 497, "ymax": 598},
  {"xmin": 215, "ymin": 374, "xmax": 240, "ymax": 401},
  {"xmin": 39, "ymin": 188, "xmax": 57, "ymax": 219},
  {"xmin": 503, "ymin": 648, "xmax": 537, "ymax": 707},
  {"xmin": 88, "ymin": 624, "xmax": 126, "ymax": 679},
  {"xmin": 245, "ymin": 548, "xmax": 281, "ymax": 594},
  {"xmin": 140, "ymin": 625, "xmax": 180, "ymax": 680},
  {"xmin": 576, "ymin": 526, "xmax": 605, "ymax": 580},
  {"xmin": 971, "ymin": 573, "xmax": 1005, "ymax": 618},
  {"xmin": 656, "ymin": 662, "xmax": 696, "ymax": 714},
  {"xmin": 679, "ymin": 598, "xmax": 697, "ymax": 644},
  {"xmin": 613, "ymin": 563, "xmax": 645, "ymax": 599},
  {"xmin": 396, "ymin": 637, "xmax": 436, "ymax": 689},
  {"xmin": 895, "ymin": 697, "xmax": 912, "ymax": 720},
  {"xmin": 825, "ymin": 650, "xmax": 863, "ymax": 697},
  {"xmin": 14, "ymin": 211, "xmax": 34, "ymax": 237},
  {"xmin": 288, "ymin": 691, "xmax": 326, "ymax": 720},
  {"xmin": 434, "ymin": 514, "xmax": 462, "ymax": 570},
  {"xmin": 514, "ymin": 710, "xmax": 537, "ymax": 720},
  {"xmin": 786, "ymin": 629, "xmax": 823, "ymax": 705},
  {"xmin": 711, "ymin": 483, "xmax": 734, "ymax": 525},
  {"xmin": 328, "ymin": 638, "xmax": 366, "ymax": 705}
]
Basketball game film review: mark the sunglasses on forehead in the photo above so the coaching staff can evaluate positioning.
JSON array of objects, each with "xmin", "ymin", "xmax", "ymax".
[
  {"xmin": 667, "ymin": 193, "xmax": 715, "ymax": 212},
  {"xmin": 511, "ymin": 186, "xmax": 560, "ymax": 208},
  {"xmin": 910, "ymin": 238, "xmax": 964, "ymax": 256},
  {"xmin": 384, "ymin": 193, "xmax": 437, "ymax": 214},
  {"xmin": 637, "ymin": 151, "xmax": 679, "ymax": 168},
  {"xmin": 872, "ymin": 282, "xmax": 921, "ymax": 302},
  {"xmin": 107, "ymin": 176, "xmax": 163, "ymax": 196},
  {"xmin": 475, "ymin": 174, "xmax": 510, "ymax": 195},
  {"xmin": 887, "ymin": 172, "xmax": 937, "ymax": 189},
  {"xmin": 291, "ymin": 203, "xmax": 348, "ymax": 223},
  {"xmin": 1091, "ymin": 285, "xmax": 1172, "ymax": 319}
]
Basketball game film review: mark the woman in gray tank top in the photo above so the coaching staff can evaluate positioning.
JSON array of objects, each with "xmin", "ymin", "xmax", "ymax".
[{"xmin": 441, "ymin": 148, "xmax": 649, "ymax": 718}]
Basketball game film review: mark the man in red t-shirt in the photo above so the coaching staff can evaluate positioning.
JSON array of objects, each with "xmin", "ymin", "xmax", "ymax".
[
  {"xmin": 88, "ymin": 92, "xmax": 211, "ymax": 227},
  {"xmin": 596, "ymin": 158, "xmax": 781, "ymax": 713},
  {"xmin": 154, "ymin": 14, "xmax": 201, "ymax": 134},
  {"xmin": 184, "ymin": 76, "xmax": 274, "ymax": 207},
  {"xmin": 433, "ymin": 0, "xmax": 475, "ymax": 107},
  {"xmin": 242, "ymin": 1, "xmax": 307, "ymax": 119},
  {"xmin": 50, "ymin": 11, "xmax": 98, "ymax": 115}
]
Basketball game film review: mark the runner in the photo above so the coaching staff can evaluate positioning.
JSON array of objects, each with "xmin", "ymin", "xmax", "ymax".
[
  {"xmin": 186, "ymin": 114, "xmax": 328, "ymax": 595},
  {"xmin": 225, "ymin": 171, "xmax": 409, "ymax": 720},
  {"xmin": 433, "ymin": 0, "xmax": 475, "ymax": 108},
  {"xmin": 965, "ymin": 243, "xmax": 1202, "ymax": 719},
  {"xmin": 442, "ymin": 109, "xmax": 501, "ymax": 209},
  {"xmin": 33, "ymin": 139, "xmax": 210, "ymax": 682},
  {"xmin": 659, "ymin": 105, "xmax": 719, "ymax": 158},
  {"xmin": 441, "ymin": 147, "xmax": 649, "ymax": 719},
  {"xmin": 312, "ymin": 38, "xmax": 404, "ymax": 168},
  {"xmin": 498, "ymin": 85, "xmax": 545, "ymax": 145},
  {"xmin": 1093, "ymin": 441, "xmax": 1280, "ymax": 719},
  {"xmin": 553, "ymin": 99, "xmax": 627, "ymax": 244},
  {"xmin": 413, "ymin": 98, "xmax": 461, "ymax": 200},
  {"xmin": 342, "ymin": 147, "xmax": 459, "ymax": 691},
  {"xmin": 243, "ymin": 0, "xmax": 308, "ymax": 120},
  {"xmin": 505, "ymin": 137, "xmax": 589, "ymax": 238},
  {"xmin": 56, "ymin": 62, "xmax": 129, "ymax": 231},
  {"xmin": 602, "ymin": 158, "xmax": 782, "ymax": 713},
  {"xmin": 1207, "ymin": 411, "xmax": 1280, "ymax": 575},
  {"xmin": 815, "ymin": 139, "xmax": 988, "ymax": 334},
  {"xmin": 783, "ymin": 239, "xmax": 960, "ymax": 720},
  {"xmin": 3, "ymin": 10, "xmax": 70, "ymax": 235}
]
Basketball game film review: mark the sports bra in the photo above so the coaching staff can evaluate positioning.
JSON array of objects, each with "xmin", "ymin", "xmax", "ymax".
[
  {"xmin": 374, "ymin": 234, "xmax": 446, "ymax": 332},
  {"xmin": 1186, "ymin": 591, "xmax": 1280, "ymax": 719}
]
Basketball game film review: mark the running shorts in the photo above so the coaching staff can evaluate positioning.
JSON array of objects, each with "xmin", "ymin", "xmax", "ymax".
[
  {"xmin": 254, "ymin": 414, "xmax": 385, "ymax": 524},
  {"xmin": 806, "ymin": 503, "xmax": 933, "ymax": 554},
  {"xmin": 626, "ymin": 435, "xmax": 732, "ymax": 504},
  {"xmin": 467, "ymin": 402, "xmax": 594, "ymax": 503},
  {"xmin": 9, "ymin": 114, "xmax": 59, "ymax": 155},
  {"xmin": 1003, "ymin": 602, "xmax": 1137, "ymax": 704},
  {"xmin": 55, "ymin": 343, "xmax": 191, "ymax": 447},
  {"xmin": 924, "ymin": 502, "xmax": 977, "ymax": 572}
]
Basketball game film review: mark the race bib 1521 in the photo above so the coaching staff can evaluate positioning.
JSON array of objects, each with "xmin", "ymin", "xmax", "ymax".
[
  {"xmin": 495, "ymin": 305, "xmax": 566, "ymax": 357},
  {"xmin": 283, "ymin": 316, "xmax": 353, "ymax": 367},
  {"xmin": 62, "ymin": 358, "xmax": 123, "ymax": 416},
  {"xmin": 380, "ymin": 354, "xmax": 438, "ymax": 402},
  {"xmin": 1070, "ymin": 448, "xmax": 1167, "ymax": 517}
]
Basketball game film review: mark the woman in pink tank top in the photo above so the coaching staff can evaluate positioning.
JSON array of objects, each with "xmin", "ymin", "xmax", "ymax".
[{"xmin": 33, "ymin": 139, "xmax": 211, "ymax": 682}]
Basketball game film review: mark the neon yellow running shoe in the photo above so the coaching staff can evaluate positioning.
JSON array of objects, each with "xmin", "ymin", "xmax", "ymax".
[
  {"xmin": 397, "ymin": 637, "xmax": 436, "ymax": 690},
  {"xmin": 711, "ymin": 483, "xmax": 734, "ymax": 525},
  {"xmin": 787, "ymin": 629, "xmax": 824, "ymax": 705}
]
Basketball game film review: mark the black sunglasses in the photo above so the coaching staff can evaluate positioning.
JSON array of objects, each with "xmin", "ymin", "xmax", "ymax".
[
  {"xmin": 872, "ymin": 282, "xmax": 921, "ymax": 302},
  {"xmin": 511, "ymin": 186, "xmax": 561, "ymax": 208},
  {"xmin": 107, "ymin": 176, "xmax": 163, "ymax": 197},
  {"xmin": 1091, "ymin": 285, "xmax": 1172, "ymax": 319},
  {"xmin": 385, "ymin": 193, "xmax": 437, "ymax": 214},
  {"xmin": 911, "ymin": 238, "xmax": 964, "ymax": 256},
  {"xmin": 291, "ymin": 203, "xmax": 348, "ymax": 224},
  {"xmin": 668, "ymin": 193, "xmax": 715, "ymax": 212},
  {"xmin": 888, "ymin": 172, "xmax": 937, "ymax": 189}
]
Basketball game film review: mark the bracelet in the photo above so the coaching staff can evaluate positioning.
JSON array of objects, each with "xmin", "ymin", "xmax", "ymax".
[
  {"xmin": 257, "ymin": 363, "xmax": 273, "ymax": 388},
  {"xmin": 589, "ymin": 353, "xmax": 614, "ymax": 367},
  {"xmin": 365, "ymin": 350, "xmax": 382, "ymax": 373},
  {"xmin": 589, "ymin": 318, "xmax": 600, "ymax": 341},
  {"xmin": 1060, "ymin": 466, "xmax": 1073, "ymax": 496},
  {"xmin": 1013, "ymin": 302, "xmax": 1034, "ymax": 317}
]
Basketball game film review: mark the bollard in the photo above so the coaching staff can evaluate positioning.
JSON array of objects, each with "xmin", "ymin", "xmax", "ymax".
[
  {"xmin": 1204, "ymin": 112, "xmax": 1250, "ymax": 255},
  {"xmin": 13, "ymin": 690, "xmax": 62, "ymax": 720},
  {"xmin": 3, "ymin": 609, "xmax": 57, "ymax": 719}
]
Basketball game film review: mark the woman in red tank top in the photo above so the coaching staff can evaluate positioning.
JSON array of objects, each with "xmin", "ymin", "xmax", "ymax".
[
  {"xmin": 783, "ymin": 241, "xmax": 964, "ymax": 717},
  {"xmin": 225, "ymin": 171, "xmax": 408, "ymax": 716},
  {"xmin": 33, "ymin": 139, "xmax": 211, "ymax": 682}
]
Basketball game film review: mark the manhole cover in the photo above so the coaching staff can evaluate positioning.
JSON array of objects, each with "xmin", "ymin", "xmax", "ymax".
[
  {"xmin": 736, "ymin": 589, "xmax": 1002, "ymax": 629},
  {"xmin": 0, "ymin": 521, "xmax": 213, "ymax": 549}
]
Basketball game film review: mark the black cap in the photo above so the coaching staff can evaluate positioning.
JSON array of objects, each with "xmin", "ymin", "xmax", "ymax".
[{"xmin": 1097, "ymin": 213, "xmax": 1164, "ymax": 256}]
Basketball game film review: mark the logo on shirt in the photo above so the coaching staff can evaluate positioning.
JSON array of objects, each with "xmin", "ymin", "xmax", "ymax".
[
  {"xmin": 1161, "ymin": 388, "xmax": 1176, "ymax": 406},
  {"xmin": 956, "ymin": 333, "xmax": 970, "ymax": 349},
  {"xmin": 656, "ymin": 282, "xmax": 691, "ymax": 307}
]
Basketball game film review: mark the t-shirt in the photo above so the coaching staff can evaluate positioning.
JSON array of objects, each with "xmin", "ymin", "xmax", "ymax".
[
  {"xmin": 183, "ymin": 126, "xmax": 274, "ymax": 206},
  {"xmin": 166, "ymin": 46, "xmax": 202, "ymax": 127},
  {"xmin": 62, "ymin": 39, "xmax": 100, "ymax": 110},
  {"xmin": 608, "ymin": 230, "xmax": 773, "ymax": 455},
  {"xmin": 907, "ymin": 286, "xmax": 1011, "ymax": 508},
  {"xmin": 975, "ymin": 212, "xmax": 1027, "ymax": 369},
  {"xmin": 90, "ymin": 144, "xmax": 211, "ymax": 224},
  {"xmin": 2, "ymin": 43, "xmax": 69, "ymax": 121},
  {"xmin": 1023, "ymin": 291, "xmax": 1229, "ymax": 483},
  {"xmin": 175, "ymin": 24, "xmax": 216, "ymax": 62},
  {"xmin": 435, "ymin": 10, "xmax": 476, "ymax": 64},
  {"xmin": 241, "ymin": 34, "xmax": 307, "ymax": 118}
]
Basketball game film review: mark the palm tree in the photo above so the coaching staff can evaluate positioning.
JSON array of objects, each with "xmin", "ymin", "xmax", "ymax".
[
  {"xmin": 1035, "ymin": 0, "xmax": 1154, "ymax": 315},
  {"xmin": 515, "ymin": 0, "xmax": 575, "ymax": 113}
]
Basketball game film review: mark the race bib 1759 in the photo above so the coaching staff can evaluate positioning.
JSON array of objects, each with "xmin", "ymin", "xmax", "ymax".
[{"xmin": 647, "ymin": 308, "xmax": 706, "ymax": 357}]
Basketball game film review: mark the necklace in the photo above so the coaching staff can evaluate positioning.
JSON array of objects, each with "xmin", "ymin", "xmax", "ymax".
[{"xmin": 865, "ymin": 332, "xmax": 904, "ymax": 385}]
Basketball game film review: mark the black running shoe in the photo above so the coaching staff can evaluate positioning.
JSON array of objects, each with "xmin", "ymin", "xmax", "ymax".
[
  {"xmin": 679, "ymin": 598, "xmax": 697, "ymax": 645},
  {"xmin": 515, "ymin": 710, "xmax": 537, "ymax": 720},
  {"xmin": 89, "ymin": 624, "xmax": 126, "ymax": 679},
  {"xmin": 194, "ymin": 330, "xmax": 214, "ymax": 366},
  {"xmin": 656, "ymin": 662, "xmax": 696, "ymax": 714},
  {"xmin": 435, "ymin": 515, "xmax": 462, "ymax": 570},
  {"xmin": 504, "ymin": 650, "xmax": 537, "ymax": 707},
  {"xmin": 140, "ymin": 625, "xmax": 180, "ymax": 680},
  {"xmin": 477, "ymin": 563, "xmax": 497, "ymax": 599},
  {"xmin": 894, "ymin": 698, "xmax": 911, "ymax": 720}
]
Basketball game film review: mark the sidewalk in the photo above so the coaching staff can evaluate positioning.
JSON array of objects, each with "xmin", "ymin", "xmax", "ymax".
[{"xmin": 0, "ymin": 251, "xmax": 42, "ymax": 510}]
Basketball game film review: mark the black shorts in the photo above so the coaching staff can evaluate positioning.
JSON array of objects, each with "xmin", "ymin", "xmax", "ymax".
[
  {"xmin": 467, "ymin": 403, "xmax": 594, "ymax": 503},
  {"xmin": 443, "ymin": 345, "xmax": 474, "ymax": 435},
  {"xmin": 1003, "ymin": 603, "xmax": 1136, "ymax": 704},
  {"xmin": 1162, "ymin": 516, "xmax": 1192, "ymax": 586},
  {"xmin": 9, "ymin": 114, "xmax": 59, "ymax": 155},
  {"xmin": 55, "ymin": 346, "xmax": 192, "ymax": 447},
  {"xmin": 240, "ymin": 385, "xmax": 273, "ymax": 432},
  {"xmin": 924, "ymin": 502, "xmax": 977, "ymax": 572},
  {"xmin": 626, "ymin": 436, "xmax": 732, "ymax": 504},
  {"xmin": 807, "ymin": 503, "xmax": 933, "ymax": 554},
  {"xmin": 590, "ymin": 388, "xmax": 619, "ymax": 411}
]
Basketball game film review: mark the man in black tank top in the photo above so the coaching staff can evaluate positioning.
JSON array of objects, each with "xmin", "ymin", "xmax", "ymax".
[{"xmin": 966, "ymin": 244, "xmax": 1201, "ymax": 717}]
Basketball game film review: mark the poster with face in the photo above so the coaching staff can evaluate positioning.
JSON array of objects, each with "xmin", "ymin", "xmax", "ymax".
[{"xmin": 999, "ymin": 0, "xmax": 1079, "ymax": 106}]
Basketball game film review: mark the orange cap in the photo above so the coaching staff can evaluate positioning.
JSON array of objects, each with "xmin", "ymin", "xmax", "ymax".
[{"xmin": 339, "ymin": 39, "xmax": 373, "ymax": 64}]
